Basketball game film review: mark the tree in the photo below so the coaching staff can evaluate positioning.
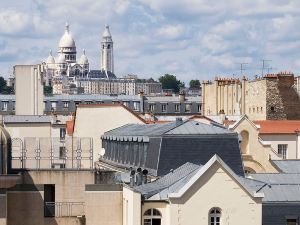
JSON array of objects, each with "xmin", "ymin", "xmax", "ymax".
[
  {"xmin": 158, "ymin": 74, "xmax": 184, "ymax": 93},
  {"xmin": 44, "ymin": 86, "xmax": 53, "ymax": 96},
  {"xmin": 0, "ymin": 76, "xmax": 14, "ymax": 94},
  {"xmin": 0, "ymin": 77, "xmax": 7, "ymax": 93},
  {"xmin": 189, "ymin": 79, "xmax": 201, "ymax": 89}
]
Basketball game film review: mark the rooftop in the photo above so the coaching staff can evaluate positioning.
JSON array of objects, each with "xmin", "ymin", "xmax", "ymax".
[
  {"xmin": 254, "ymin": 120, "xmax": 300, "ymax": 134},
  {"xmin": 272, "ymin": 160, "xmax": 300, "ymax": 173},
  {"xmin": 3, "ymin": 115, "xmax": 51, "ymax": 123}
]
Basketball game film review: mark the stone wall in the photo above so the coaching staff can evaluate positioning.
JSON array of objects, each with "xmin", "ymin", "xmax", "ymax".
[
  {"xmin": 266, "ymin": 79, "xmax": 286, "ymax": 120},
  {"xmin": 266, "ymin": 75, "xmax": 300, "ymax": 120}
]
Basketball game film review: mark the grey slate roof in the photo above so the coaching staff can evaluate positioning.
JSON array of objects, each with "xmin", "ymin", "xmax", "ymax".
[
  {"xmin": 134, "ymin": 156, "xmax": 262, "ymax": 201},
  {"xmin": 165, "ymin": 120, "xmax": 232, "ymax": 135},
  {"xmin": 0, "ymin": 95, "xmax": 140, "ymax": 101},
  {"xmin": 45, "ymin": 94, "xmax": 140, "ymax": 101},
  {"xmin": 251, "ymin": 173, "xmax": 300, "ymax": 184},
  {"xmin": 103, "ymin": 120, "xmax": 234, "ymax": 140},
  {"xmin": 250, "ymin": 173, "xmax": 300, "ymax": 202},
  {"xmin": 88, "ymin": 70, "xmax": 117, "ymax": 79},
  {"xmin": 146, "ymin": 96, "xmax": 201, "ymax": 103},
  {"xmin": 102, "ymin": 122, "xmax": 178, "ymax": 141},
  {"xmin": 3, "ymin": 115, "xmax": 51, "ymax": 123},
  {"xmin": 102, "ymin": 120, "xmax": 244, "ymax": 176},
  {"xmin": 134, "ymin": 162, "xmax": 201, "ymax": 199},
  {"xmin": 272, "ymin": 160, "xmax": 300, "ymax": 173}
]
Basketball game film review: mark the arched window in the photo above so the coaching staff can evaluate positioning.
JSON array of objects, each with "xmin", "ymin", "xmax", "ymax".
[
  {"xmin": 143, "ymin": 208, "xmax": 161, "ymax": 225},
  {"xmin": 240, "ymin": 130, "xmax": 249, "ymax": 155},
  {"xmin": 209, "ymin": 208, "xmax": 221, "ymax": 225}
]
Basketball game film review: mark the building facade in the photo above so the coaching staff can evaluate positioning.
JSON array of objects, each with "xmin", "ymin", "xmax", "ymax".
[
  {"xmin": 202, "ymin": 72, "xmax": 300, "ymax": 120},
  {"xmin": 0, "ymin": 94, "xmax": 201, "ymax": 116}
]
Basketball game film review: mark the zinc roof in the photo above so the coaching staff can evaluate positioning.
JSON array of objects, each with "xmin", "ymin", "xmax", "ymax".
[
  {"xmin": 3, "ymin": 115, "xmax": 51, "ymax": 123},
  {"xmin": 272, "ymin": 160, "xmax": 300, "ymax": 173},
  {"xmin": 134, "ymin": 162, "xmax": 201, "ymax": 199},
  {"xmin": 251, "ymin": 173, "xmax": 300, "ymax": 202}
]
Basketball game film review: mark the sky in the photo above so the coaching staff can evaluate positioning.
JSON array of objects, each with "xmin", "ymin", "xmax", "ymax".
[{"xmin": 1, "ymin": 0, "xmax": 300, "ymax": 84}]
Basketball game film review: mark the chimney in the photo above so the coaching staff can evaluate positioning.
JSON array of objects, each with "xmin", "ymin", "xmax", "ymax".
[
  {"xmin": 135, "ymin": 168, "xmax": 143, "ymax": 186},
  {"xmin": 219, "ymin": 109, "xmax": 226, "ymax": 124},
  {"xmin": 142, "ymin": 169, "xmax": 148, "ymax": 184},
  {"xmin": 129, "ymin": 168, "xmax": 135, "ymax": 187},
  {"xmin": 179, "ymin": 90, "xmax": 185, "ymax": 102}
]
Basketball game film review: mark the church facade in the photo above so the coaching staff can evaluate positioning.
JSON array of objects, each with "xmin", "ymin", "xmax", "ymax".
[
  {"xmin": 43, "ymin": 23, "xmax": 115, "ymax": 94},
  {"xmin": 43, "ymin": 23, "xmax": 161, "ymax": 95}
]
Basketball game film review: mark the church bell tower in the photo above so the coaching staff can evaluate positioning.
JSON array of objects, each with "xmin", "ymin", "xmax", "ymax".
[{"xmin": 101, "ymin": 25, "xmax": 114, "ymax": 73}]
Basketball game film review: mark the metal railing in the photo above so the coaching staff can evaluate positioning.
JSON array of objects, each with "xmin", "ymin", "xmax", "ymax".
[
  {"xmin": 11, "ymin": 137, "xmax": 93, "ymax": 170},
  {"xmin": 45, "ymin": 202, "xmax": 85, "ymax": 217}
]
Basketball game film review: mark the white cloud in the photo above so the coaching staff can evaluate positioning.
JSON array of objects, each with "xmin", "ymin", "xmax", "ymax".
[
  {"xmin": 1, "ymin": 0, "xmax": 300, "ymax": 80},
  {"xmin": 155, "ymin": 24, "xmax": 186, "ymax": 40},
  {"xmin": 0, "ymin": 10, "xmax": 31, "ymax": 35}
]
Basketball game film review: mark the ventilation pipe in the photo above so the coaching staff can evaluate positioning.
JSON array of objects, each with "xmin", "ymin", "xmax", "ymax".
[
  {"xmin": 129, "ymin": 168, "xmax": 135, "ymax": 187},
  {"xmin": 142, "ymin": 169, "xmax": 148, "ymax": 184},
  {"xmin": 135, "ymin": 168, "xmax": 143, "ymax": 186}
]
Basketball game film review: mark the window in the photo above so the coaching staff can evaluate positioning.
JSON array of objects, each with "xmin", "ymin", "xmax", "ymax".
[
  {"xmin": 133, "ymin": 102, "xmax": 140, "ymax": 111},
  {"xmin": 197, "ymin": 104, "xmax": 201, "ymax": 112},
  {"xmin": 63, "ymin": 101, "xmax": 69, "ymax": 108},
  {"xmin": 60, "ymin": 128, "xmax": 66, "ymax": 140},
  {"xmin": 161, "ymin": 104, "xmax": 167, "ymax": 112},
  {"xmin": 209, "ymin": 208, "xmax": 221, "ymax": 225},
  {"xmin": 2, "ymin": 101, "xmax": 8, "ymax": 111},
  {"xmin": 185, "ymin": 103, "xmax": 191, "ymax": 112},
  {"xmin": 278, "ymin": 144, "xmax": 288, "ymax": 159},
  {"xmin": 44, "ymin": 184, "xmax": 55, "ymax": 217},
  {"xmin": 149, "ymin": 104, "xmax": 155, "ymax": 112},
  {"xmin": 143, "ymin": 208, "xmax": 161, "ymax": 225},
  {"xmin": 59, "ymin": 146, "xmax": 66, "ymax": 159},
  {"xmin": 175, "ymin": 104, "xmax": 180, "ymax": 112},
  {"xmin": 51, "ymin": 102, "xmax": 57, "ymax": 111},
  {"xmin": 271, "ymin": 106, "xmax": 275, "ymax": 112},
  {"xmin": 286, "ymin": 218, "xmax": 298, "ymax": 225}
]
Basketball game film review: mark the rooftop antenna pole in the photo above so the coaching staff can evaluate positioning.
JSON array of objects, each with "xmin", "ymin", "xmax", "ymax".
[
  {"xmin": 261, "ymin": 59, "xmax": 271, "ymax": 76},
  {"xmin": 239, "ymin": 63, "xmax": 248, "ymax": 76}
]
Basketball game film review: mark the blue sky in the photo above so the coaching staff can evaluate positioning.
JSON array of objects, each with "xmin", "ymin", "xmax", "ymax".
[{"xmin": 1, "ymin": 0, "xmax": 300, "ymax": 83}]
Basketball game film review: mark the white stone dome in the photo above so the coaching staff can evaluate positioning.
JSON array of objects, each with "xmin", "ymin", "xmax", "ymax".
[
  {"xmin": 46, "ymin": 50, "xmax": 55, "ymax": 64},
  {"xmin": 59, "ymin": 23, "xmax": 76, "ymax": 48},
  {"xmin": 79, "ymin": 49, "xmax": 89, "ymax": 64}
]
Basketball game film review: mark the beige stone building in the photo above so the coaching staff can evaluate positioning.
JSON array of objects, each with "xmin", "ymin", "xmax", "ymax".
[
  {"xmin": 121, "ymin": 155, "xmax": 263, "ymax": 225},
  {"xmin": 14, "ymin": 65, "xmax": 44, "ymax": 116},
  {"xmin": 202, "ymin": 72, "xmax": 300, "ymax": 120},
  {"xmin": 73, "ymin": 104, "xmax": 145, "ymax": 163},
  {"xmin": 229, "ymin": 116, "xmax": 300, "ymax": 173},
  {"xmin": 229, "ymin": 116, "xmax": 281, "ymax": 173}
]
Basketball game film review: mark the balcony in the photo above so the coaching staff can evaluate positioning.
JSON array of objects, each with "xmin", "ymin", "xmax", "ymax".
[{"xmin": 45, "ymin": 202, "xmax": 84, "ymax": 217}]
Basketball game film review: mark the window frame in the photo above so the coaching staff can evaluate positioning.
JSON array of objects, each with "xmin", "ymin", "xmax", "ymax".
[
  {"xmin": 209, "ymin": 207, "xmax": 221, "ymax": 225},
  {"xmin": 143, "ymin": 208, "xmax": 162, "ymax": 225},
  {"xmin": 278, "ymin": 144, "xmax": 288, "ymax": 159}
]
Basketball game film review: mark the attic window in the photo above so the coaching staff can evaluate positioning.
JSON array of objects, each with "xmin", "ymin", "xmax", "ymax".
[{"xmin": 270, "ymin": 106, "xmax": 275, "ymax": 112}]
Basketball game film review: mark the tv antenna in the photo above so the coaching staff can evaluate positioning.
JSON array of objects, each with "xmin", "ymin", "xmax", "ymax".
[
  {"xmin": 237, "ymin": 63, "xmax": 248, "ymax": 76},
  {"xmin": 261, "ymin": 59, "xmax": 272, "ymax": 76}
]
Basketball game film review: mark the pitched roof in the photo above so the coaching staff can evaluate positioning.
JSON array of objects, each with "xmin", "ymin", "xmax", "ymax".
[
  {"xmin": 102, "ymin": 120, "xmax": 234, "ymax": 141},
  {"xmin": 254, "ymin": 120, "xmax": 300, "ymax": 134},
  {"xmin": 134, "ymin": 162, "xmax": 201, "ymax": 199},
  {"xmin": 134, "ymin": 155, "xmax": 263, "ymax": 200},
  {"xmin": 251, "ymin": 173, "xmax": 300, "ymax": 202},
  {"xmin": 3, "ymin": 115, "xmax": 51, "ymax": 123},
  {"xmin": 272, "ymin": 160, "xmax": 300, "ymax": 173}
]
